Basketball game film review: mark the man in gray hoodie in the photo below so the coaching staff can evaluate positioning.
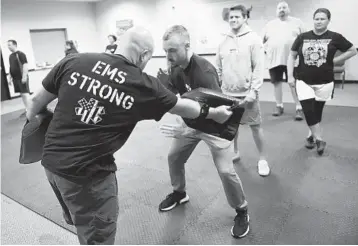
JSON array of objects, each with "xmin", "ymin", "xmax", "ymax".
[{"xmin": 217, "ymin": 5, "xmax": 270, "ymax": 177}]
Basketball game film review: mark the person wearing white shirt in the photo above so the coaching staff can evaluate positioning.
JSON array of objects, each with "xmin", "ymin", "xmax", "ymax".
[{"xmin": 263, "ymin": 1, "xmax": 305, "ymax": 120}]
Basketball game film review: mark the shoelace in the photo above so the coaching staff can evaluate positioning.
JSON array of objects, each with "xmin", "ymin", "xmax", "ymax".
[
  {"xmin": 166, "ymin": 192, "xmax": 182, "ymax": 200},
  {"xmin": 234, "ymin": 210, "xmax": 248, "ymax": 226}
]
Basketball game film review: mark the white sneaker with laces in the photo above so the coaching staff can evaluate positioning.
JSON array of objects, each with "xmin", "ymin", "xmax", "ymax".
[{"xmin": 258, "ymin": 160, "xmax": 270, "ymax": 176}]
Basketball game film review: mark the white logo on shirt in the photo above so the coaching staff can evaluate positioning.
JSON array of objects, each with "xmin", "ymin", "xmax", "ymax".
[
  {"xmin": 302, "ymin": 39, "xmax": 331, "ymax": 67},
  {"xmin": 75, "ymin": 98, "xmax": 106, "ymax": 124}
]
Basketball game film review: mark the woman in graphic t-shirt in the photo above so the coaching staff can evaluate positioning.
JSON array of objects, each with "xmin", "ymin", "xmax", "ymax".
[{"xmin": 287, "ymin": 8, "xmax": 357, "ymax": 155}]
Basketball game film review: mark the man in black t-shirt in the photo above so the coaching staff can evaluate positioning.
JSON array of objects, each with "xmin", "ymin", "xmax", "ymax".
[
  {"xmin": 7, "ymin": 40, "xmax": 30, "ymax": 110},
  {"xmin": 26, "ymin": 26, "xmax": 233, "ymax": 245},
  {"xmin": 287, "ymin": 8, "xmax": 357, "ymax": 155},
  {"xmin": 157, "ymin": 25, "xmax": 250, "ymax": 239}
]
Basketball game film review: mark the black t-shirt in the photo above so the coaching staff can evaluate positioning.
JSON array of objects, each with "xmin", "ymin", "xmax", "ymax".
[
  {"xmin": 292, "ymin": 30, "xmax": 353, "ymax": 85},
  {"xmin": 41, "ymin": 53, "xmax": 178, "ymax": 182},
  {"xmin": 105, "ymin": 44, "xmax": 118, "ymax": 54},
  {"xmin": 9, "ymin": 51, "xmax": 27, "ymax": 79},
  {"xmin": 167, "ymin": 54, "xmax": 223, "ymax": 135}
]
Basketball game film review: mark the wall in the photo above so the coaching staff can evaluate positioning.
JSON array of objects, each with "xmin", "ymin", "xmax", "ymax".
[
  {"xmin": 95, "ymin": 0, "xmax": 358, "ymax": 81},
  {"xmin": 1, "ymin": 0, "xmax": 100, "ymax": 71}
]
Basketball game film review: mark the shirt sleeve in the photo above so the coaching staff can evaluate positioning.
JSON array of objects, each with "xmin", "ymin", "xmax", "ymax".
[
  {"xmin": 18, "ymin": 52, "xmax": 28, "ymax": 64},
  {"xmin": 291, "ymin": 34, "xmax": 303, "ymax": 52},
  {"xmin": 137, "ymin": 73, "xmax": 178, "ymax": 121},
  {"xmin": 42, "ymin": 57, "xmax": 70, "ymax": 95},
  {"xmin": 333, "ymin": 33, "xmax": 353, "ymax": 52},
  {"xmin": 157, "ymin": 69, "xmax": 179, "ymax": 94},
  {"xmin": 248, "ymin": 36, "xmax": 264, "ymax": 97}
]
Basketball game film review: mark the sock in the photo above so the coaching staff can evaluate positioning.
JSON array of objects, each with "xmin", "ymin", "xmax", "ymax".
[
  {"xmin": 238, "ymin": 200, "xmax": 248, "ymax": 210},
  {"xmin": 296, "ymin": 105, "xmax": 302, "ymax": 110},
  {"xmin": 276, "ymin": 103, "xmax": 284, "ymax": 108}
]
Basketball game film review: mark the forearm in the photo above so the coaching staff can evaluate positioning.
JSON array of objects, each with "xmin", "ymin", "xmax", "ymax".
[
  {"xmin": 26, "ymin": 96, "xmax": 47, "ymax": 120},
  {"xmin": 26, "ymin": 88, "xmax": 56, "ymax": 120},
  {"xmin": 22, "ymin": 63, "xmax": 29, "ymax": 78},
  {"xmin": 287, "ymin": 53, "xmax": 297, "ymax": 80},
  {"xmin": 334, "ymin": 47, "xmax": 357, "ymax": 64},
  {"xmin": 169, "ymin": 98, "xmax": 217, "ymax": 120}
]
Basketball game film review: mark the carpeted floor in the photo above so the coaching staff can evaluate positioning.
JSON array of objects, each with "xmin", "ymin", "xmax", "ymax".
[{"xmin": 1, "ymin": 102, "xmax": 358, "ymax": 244}]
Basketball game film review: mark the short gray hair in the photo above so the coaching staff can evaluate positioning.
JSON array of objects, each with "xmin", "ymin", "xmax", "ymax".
[{"xmin": 162, "ymin": 25, "xmax": 190, "ymax": 42}]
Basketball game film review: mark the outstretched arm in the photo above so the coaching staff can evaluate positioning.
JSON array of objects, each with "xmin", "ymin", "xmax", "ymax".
[
  {"xmin": 169, "ymin": 97, "xmax": 231, "ymax": 124},
  {"xmin": 26, "ymin": 86, "xmax": 57, "ymax": 120}
]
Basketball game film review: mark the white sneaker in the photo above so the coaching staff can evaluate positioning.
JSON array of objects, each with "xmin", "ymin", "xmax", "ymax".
[{"xmin": 258, "ymin": 160, "xmax": 270, "ymax": 176}]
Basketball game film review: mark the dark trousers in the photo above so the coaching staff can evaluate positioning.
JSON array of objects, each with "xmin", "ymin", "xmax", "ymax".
[{"xmin": 45, "ymin": 168, "xmax": 119, "ymax": 245}]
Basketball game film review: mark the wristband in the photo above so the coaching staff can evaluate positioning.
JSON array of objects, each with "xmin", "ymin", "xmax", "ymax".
[{"xmin": 196, "ymin": 103, "xmax": 210, "ymax": 121}]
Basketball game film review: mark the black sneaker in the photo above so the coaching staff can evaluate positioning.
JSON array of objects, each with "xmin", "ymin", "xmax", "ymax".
[
  {"xmin": 272, "ymin": 106, "xmax": 284, "ymax": 116},
  {"xmin": 316, "ymin": 140, "xmax": 326, "ymax": 156},
  {"xmin": 231, "ymin": 207, "xmax": 250, "ymax": 238},
  {"xmin": 159, "ymin": 191, "xmax": 189, "ymax": 212},
  {"xmin": 305, "ymin": 135, "xmax": 315, "ymax": 149},
  {"xmin": 295, "ymin": 109, "xmax": 304, "ymax": 121}
]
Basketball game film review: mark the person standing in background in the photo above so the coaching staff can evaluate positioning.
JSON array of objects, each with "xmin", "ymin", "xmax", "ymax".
[
  {"xmin": 262, "ymin": 1, "xmax": 305, "ymax": 120},
  {"xmin": 217, "ymin": 5, "xmax": 270, "ymax": 177},
  {"xmin": 105, "ymin": 35, "xmax": 118, "ymax": 54},
  {"xmin": 65, "ymin": 40, "xmax": 79, "ymax": 56},
  {"xmin": 287, "ymin": 8, "xmax": 357, "ymax": 155},
  {"xmin": 7, "ymin": 39, "xmax": 30, "ymax": 112}
]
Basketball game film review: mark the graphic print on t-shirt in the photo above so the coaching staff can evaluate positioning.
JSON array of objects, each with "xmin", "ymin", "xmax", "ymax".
[
  {"xmin": 75, "ymin": 98, "xmax": 106, "ymax": 124},
  {"xmin": 302, "ymin": 39, "xmax": 331, "ymax": 67}
]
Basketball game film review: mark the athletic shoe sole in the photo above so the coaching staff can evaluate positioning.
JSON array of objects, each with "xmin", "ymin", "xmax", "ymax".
[
  {"xmin": 231, "ymin": 215, "xmax": 250, "ymax": 238},
  {"xmin": 159, "ymin": 194, "xmax": 190, "ymax": 212},
  {"xmin": 258, "ymin": 163, "xmax": 271, "ymax": 177},
  {"xmin": 305, "ymin": 144, "xmax": 315, "ymax": 149},
  {"xmin": 258, "ymin": 169, "xmax": 270, "ymax": 177}
]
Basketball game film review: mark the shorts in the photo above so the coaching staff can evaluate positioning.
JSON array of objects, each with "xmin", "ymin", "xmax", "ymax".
[
  {"xmin": 296, "ymin": 80, "xmax": 334, "ymax": 102},
  {"xmin": 13, "ymin": 78, "xmax": 30, "ymax": 93},
  {"xmin": 235, "ymin": 96, "xmax": 262, "ymax": 126},
  {"xmin": 269, "ymin": 65, "xmax": 297, "ymax": 83}
]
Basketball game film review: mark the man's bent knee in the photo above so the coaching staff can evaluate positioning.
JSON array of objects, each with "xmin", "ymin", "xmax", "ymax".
[{"xmin": 249, "ymin": 124, "xmax": 261, "ymax": 132}]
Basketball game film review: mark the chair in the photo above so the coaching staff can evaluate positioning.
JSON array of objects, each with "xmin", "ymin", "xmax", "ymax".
[
  {"xmin": 333, "ymin": 51, "xmax": 345, "ymax": 89},
  {"xmin": 334, "ymin": 64, "xmax": 346, "ymax": 89}
]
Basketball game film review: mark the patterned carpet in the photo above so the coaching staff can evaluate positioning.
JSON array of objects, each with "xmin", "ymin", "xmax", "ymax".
[{"xmin": 1, "ymin": 101, "xmax": 358, "ymax": 244}]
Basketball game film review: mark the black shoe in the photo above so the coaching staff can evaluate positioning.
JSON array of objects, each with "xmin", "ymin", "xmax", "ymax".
[
  {"xmin": 316, "ymin": 140, "xmax": 326, "ymax": 156},
  {"xmin": 159, "ymin": 191, "xmax": 189, "ymax": 212},
  {"xmin": 295, "ymin": 109, "xmax": 304, "ymax": 121},
  {"xmin": 231, "ymin": 207, "xmax": 250, "ymax": 238},
  {"xmin": 272, "ymin": 106, "xmax": 284, "ymax": 116},
  {"xmin": 305, "ymin": 135, "xmax": 315, "ymax": 149}
]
